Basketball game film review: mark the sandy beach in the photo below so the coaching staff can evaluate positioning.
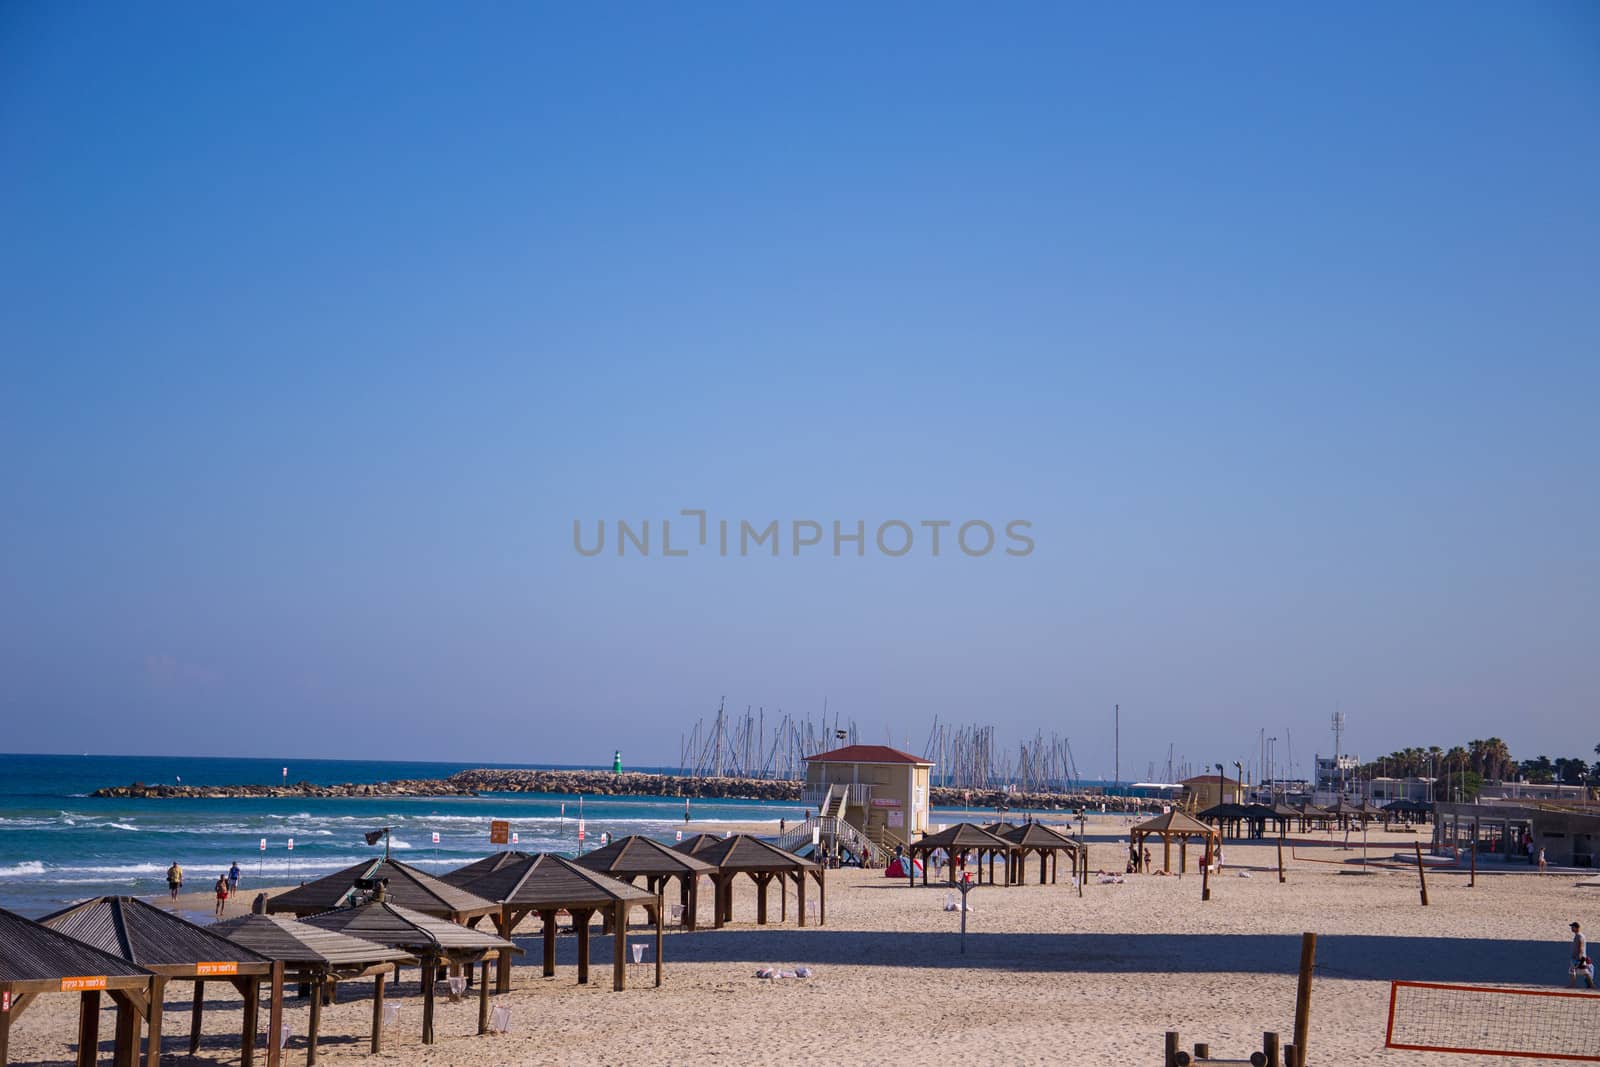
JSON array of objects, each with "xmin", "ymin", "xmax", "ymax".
[{"xmin": 6, "ymin": 819, "xmax": 1593, "ymax": 1066}]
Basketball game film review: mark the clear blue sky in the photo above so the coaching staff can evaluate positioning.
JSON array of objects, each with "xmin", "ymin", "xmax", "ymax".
[{"xmin": 3, "ymin": 3, "xmax": 1596, "ymax": 777}]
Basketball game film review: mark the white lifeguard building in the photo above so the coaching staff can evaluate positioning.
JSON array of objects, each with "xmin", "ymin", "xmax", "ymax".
[{"xmin": 800, "ymin": 744, "xmax": 934, "ymax": 851}]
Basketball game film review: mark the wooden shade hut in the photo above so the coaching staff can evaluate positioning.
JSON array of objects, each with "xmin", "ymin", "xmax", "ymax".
[
  {"xmin": 39, "ymin": 896, "xmax": 282, "ymax": 1067},
  {"xmin": 0, "ymin": 905, "xmax": 160, "ymax": 1067},
  {"xmin": 300, "ymin": 897, "xmax": 515, "ymax": 1046},
  {"xmin": 907, "ymin": 823, "xmax": 1013, "ymax": 886},
  {"xmin": 266, "ymin": 859, "xmax": 496, "ymax": 924},
  {"xmin": 674, "ymin": 834, "xmax": 825, "ymax": 928},
  {"xmin": 211, "ymin": 914, "xmax": 410, "ymax": 1062},
  {"xmin": 1196, "ymin": 803, "xmax": 1256, "ymax": 841},
  {"xmin": 443, "ymin": 851, "xmax": 657, "ymax": 993},
  {"xmin": 576, "ymin": 834, "xmax": 717, "ymax": 932},
  {"xmin": 1294, "ymin": 802, "xmax": 1333, "ymax": 832},
  {"xmin": 986, "ymin": 822, "xmax": 1081, "ymax": 885},
  {"xmin": 1322, "ymin": 796, "xmax": 1375, "ymax": 830},
  {"xmin": 1131, "ymin": 809, "xmax": 1219, "ymax": 873}
]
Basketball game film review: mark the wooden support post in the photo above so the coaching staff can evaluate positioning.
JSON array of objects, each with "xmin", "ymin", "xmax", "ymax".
[
  {"xmin": 819, "ymin": 868, "xmax": 826, "ymax": 925},
  {"xmin": 77, "ymin": 990, "xmax": 101, "ymax": 1067},
  {"xmin": 144, "ymin": 977, "xmax": 165, "ymax": 1067},
  {"xmin": 612, "ymin": 901, "xmax": 627, "ymax": 992},
  {"xmin": 1291, "ymin": 932, "xmax": 1316, "ymax": 1067},
  {"xmin": 575, "ymin": 910, "xmax": 593, "ymax": 984},
  {"xmin": 1470, "ymin": 823, "xmax": 1478, "ymax": 888},
  {"xmin": 1202, "ymin": 851, "xmax": 1211, "ymax": 901},
  {"xmin": 1278, "ymin": 835, "xmax": 1286, "ymax": 883},
  {"xmin": 1194, "ymin": 1042, "xmax": 1209, "ymax": 1060},
  {"xmin": 1262, "ymin": 1030, "xmax": 1280, "ymax": 1067},
  {"xmin": 478, "ymin": 960, "xmax": 490, "ymax": 1034},
  {"xmin": 0, "ymin": 988, "xmax": 10, "ymax": 1067},
  {"xmin": 189, "ymin": 979, "xmax": 205, "ymax": 1055},
  {"xmin": 780, "ymin": 872, "xmax": 786, "ymax": 922},
  {"xmin": 266, "ymin": 961, "xmax": 283, "ymax": 1067},
  {"xmin": 495, "ymin": 907, "xmax": 513, "ymax": 993},
  {"xmin": 113, "ymin": 995, "xmax": 138, "ymax": 1067},
  {"xmin": 1413, "ymin": 842, "xmax": 1429, "ymax": 906},
  {"xmin": 370, "ymin": 971, "xmax": 385, "ymax": 1054},
  {"xmin": 305, "ymin": 975, "xmax": 320, "ymax": 1066},
  {"xmin": 240, "ymin": 976, "xmax": 259, "ymax": 1067},
  {"xmin": 655, "ymin": 888, "xmax": 664, "ymax": 988},
  {"xmin": 541, "ymin": 910, "xmax": 558, "ymax": 977},
  {"xmin": 421, "ymin": 957, "xmax": 436, "ymax": 1045},
  {"xmin": 1164, "ymin": 1031, "xmax": 1181, "ymax": 1067},
  {"xmin": 755, "ymin": 874, "xmax": 769, "ymax": 925}
]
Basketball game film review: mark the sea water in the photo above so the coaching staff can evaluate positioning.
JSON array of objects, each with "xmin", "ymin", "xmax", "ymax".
[{"xmin": 0, "ymin": 753, "xmax": 807, "ymax": 917}]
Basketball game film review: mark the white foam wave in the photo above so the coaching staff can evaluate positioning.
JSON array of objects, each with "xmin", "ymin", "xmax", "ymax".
[{"xmin": 0, "ymin": 861, "xmax": 47, "ymax": 877}]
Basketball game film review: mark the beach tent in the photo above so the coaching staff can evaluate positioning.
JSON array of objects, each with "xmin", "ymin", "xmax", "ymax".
[
  {"xmin": 211, "ymin": 912, "xmax": 410, "ymax": 1061},
  {"xmin": 0, "ymin": 905, "xmax": 162, "ymax": 1067},
  {"xmin": 576, "ymin": 834, "xmax": 717, "ymax": 932},
  {"xmin": 908, "ymin": 824, "xmax": 1014, "ymax": 887},
  {"xmin": 300, "ymin": 894, "xmax": 515, "ymax": 1045},
  {"xmin": 443, "ymin": 851, "xmax": 658, "ymax": 991},
  {"xmin": 266, "ymin": 858, "xmax": 496, "ymax": 924},
  {"xmin": 883, "ymin": 856, "xmax": 924, "ymax": 879},
  {"xmin": 986, "ymin": 822, "xmax": 1082, "ymax": 885},
  {"xmin": 1131, "ymin": 809, "xmax": 1219, "ymax": 874},
  {"xmin": 39, "ymin": 895, "xmax": 283, "ymax": 1067},
  {"xmin": 675, "ymin": 834, "xmax": 825, "ymax": 928}
]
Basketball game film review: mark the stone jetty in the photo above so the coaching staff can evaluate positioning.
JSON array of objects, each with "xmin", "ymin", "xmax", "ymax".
[{"xmin": 94, "ymin": 768, "xmax": 1160, "ymax": 811}]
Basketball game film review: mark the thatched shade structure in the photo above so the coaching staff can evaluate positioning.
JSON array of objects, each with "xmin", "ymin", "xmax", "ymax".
[
  {"xmin": 1294, "ymin": 802, "xmax": 1333, "ymax": 831},
  {"xmin": 443, "ymin": 851, "xmax": 657, "ymax": 993},
  {"xmin": 301, "ymin": 897, "xmax": 515, "ymax": 1046},
  {"xmin": 1324, "ymin": 796, "xmax": 1377, "ymax": 830},
  {"xmin": 675, "ymin": 834, "xmax": 825, "ymax": 928},
  {"xmin": 1197, "ymin": 803, "xmax": 1257, "ymax": 841},
  {"xmin": 986, "ymin": 822, "xmax": 1082, "ymax": 885},
  {"xmin": 39, "ymin": 896, "xmax": 282, "ymax": 1067},
  {"xmin": 211, "ymin": 913, "xmax": 410, "ymax": 1061},
  {"xmin": 907, "ymin": 824, "xmax": 1013, "ymax": 886},
  {"xmin": 577, "ymin": 834, "xmax": 717, "ymax": 931},
  {"xmin": 0, "ymin": 906, "xmax": 162, "ymax": 1067},
  {"xmin": 267, "ymin": 859, "xmax": 496, "ymax": 923},
  {"xmin": 1131, "ymin": 809, "xmax": 1219, "ymax": 873}
]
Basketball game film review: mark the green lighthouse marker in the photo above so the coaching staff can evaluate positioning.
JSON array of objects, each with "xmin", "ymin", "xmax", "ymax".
[{"xmin": 613, "ymin": 749, "xmax": 622, "ymax": 774}]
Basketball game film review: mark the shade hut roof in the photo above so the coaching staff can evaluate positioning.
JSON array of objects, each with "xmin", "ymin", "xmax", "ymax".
[
  {"xmin": 1269, "ymin": 801, "xmax": 1304, "ymax": 818},
  {"xmin": 442, "ymin": 851, "xmax": 655, "ymax": 910},
  {"xmin": 675, "ymin": 833, "xmax": 818, "ymax": 872},
  {"xmin": 0, "ymin": 906, "xmax": 152, "ymax": 984},
  {"xmin": 301, "ymin": 900, "xmax": 515, "ymax": 955},
  {"xmin": 267, "ymin": 858, "xmax": 495, "ymax": 918},
  {"xmin": 38, "ymin": 896, "xmax": 272, "ymax": 972},
  {"xmin": 1197, "ymin": 803, "xmax": 1255, "ymax": 820},
  {"xmin": 1382, "ymin": 798, "xmax": 1430, "ymax": 812},
  {"xmin": 209, "ymin": 913, "xmax": 411, "ymax": 968},
  {"xmin": 576, "ymin": 835, "xmax": 717, "ymax": 878},
  {"xmin": 912, "ymin": 823, "xmax": 1013, "ymax": 852},
  {"xmin": 1132, "ymin": 809, "xmax": 1218, "ymax": 837},
  {"xmin": 1296, "ymin": 802, "xmax": 1332, "ymax": 818},
  {"xmin": 988, "ymin": 822, "xmax": 1080, "ymax": 850}
]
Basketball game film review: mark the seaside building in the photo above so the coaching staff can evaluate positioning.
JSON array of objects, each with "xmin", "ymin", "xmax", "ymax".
[
  {"xmin": 1179, "ymin": 773, "xmax": 1244, "ymax": 811},
  {"xmin": 800, "ymin": 744, "xmax": 933, "ymax": 849},
  {"xmin": 1433, "ymin": 800, "xmax": 1599, "ymax": 868}
]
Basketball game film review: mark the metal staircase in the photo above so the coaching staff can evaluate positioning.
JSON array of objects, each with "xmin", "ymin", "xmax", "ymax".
[{"xmin": 771, "ymin": 785, "xmax": 891, "ymax": 867}]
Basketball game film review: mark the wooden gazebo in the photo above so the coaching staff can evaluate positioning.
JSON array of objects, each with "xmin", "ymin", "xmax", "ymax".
[
  {"xmin": 211, "ymin": 912, "xmax": 410, "ymax": 1062},
  {"xmin": 0, "ymin": 906, "xmax": 161, "ymax": 1067},
  {"xmin": 1131, "ymin": 809, "xmax": 1219, "ymax": 873},
  {"xmin": 39, "ymin": 896, "xmax": 282, "ymax": 1067},
  {"xmin": 1295, "ymin": 802, "xmax": 1333, "ymax": 832},
  {"xmin": 267, "ymin": 858, "xmax": 496, "ymax": 924},
  {"xmin": 443, "ymin": 851, "xmax": 658, "ymax": 993},
  {"xmin": 986, "ymin": 822, "xmax": 1081, "ymax": 885},
  {"xmin": 300, "ymin": 895, "xmax": 515, "ymax": 1046},
  {"xmin": 1197, "ymin": 803, "xmax": 1256, "ymax": 841},
  {"xmin": 675, "ymin": 834, "xmax": 825, "ymax": 928},
  {"xmin": 576, "ymin": 834, "xmax": 717, "ymax": 931},
  {"xmin": 907, "ymin": 824, "xmax": 1013, "ymax": 886}
]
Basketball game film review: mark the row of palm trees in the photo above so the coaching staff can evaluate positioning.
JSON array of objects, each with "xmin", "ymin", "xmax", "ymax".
[{"xmin": 1358, "ymin": 738, "xmax": 1515, "ymax": 782}]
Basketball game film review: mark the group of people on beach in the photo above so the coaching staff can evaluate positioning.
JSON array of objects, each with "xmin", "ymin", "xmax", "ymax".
[{"xmin": 165, "ymin": 859, "xmax": 242, "ymax": 916}]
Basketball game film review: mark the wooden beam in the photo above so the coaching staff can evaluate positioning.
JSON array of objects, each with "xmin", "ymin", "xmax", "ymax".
[
  {"xmin": 306, "ymin": 974, "xmax": 321, "ymax": 1066},
  {"xmin": 76, "ymin": 990, "xmax": 100, "ymax": 1067},
  {"xmin": 113, "ymin": 991, "xmax": 138, "ymax": 1067},
  {"xmin": 541, "ymin": 910, "xmax": 558, "ymax": 977},
  {"xmin": 188, "ymin": 979, "xmax": 205, "ymax": 1055},
  {"xmin": 612, "ymin": 901, "xmax": 627, "ymax": 992},
  {"xmin": 655, "ymin": 888, "xmax": 664, "ymax": 988},
  {"xmin": 421, "ymin": 955, "xmax": 436, "ymax": 1046},
  {"xmin": 495, "ymin": 906, "xmax": 514, "ymax": 993},
  {"xmin": 478, "ymin": 960, "xmax": 490, "ymax": 1035},
  {"xmin": 370, "ymin": 971, "xmax": 385, "ymax": 1054},
  {"xmin": 575, "ymin": 910, "xmax": 593, "ymax": 985},
  {"xmin": 0, "ymin": 987, "xmax": 10, "ymax": 1067},
  {"xmin": 143, "ymin": 978, "xmax": 165, "ymax": 1067},
  {"xmin": 265, "ymin": 961, "xmax": 284, "ymax": 1067}
]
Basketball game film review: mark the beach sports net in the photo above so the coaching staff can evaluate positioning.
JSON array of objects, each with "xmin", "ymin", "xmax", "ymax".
[{"xmin": 1385, "ymin": 981, "xmax": 1600, "ymax": 1061}]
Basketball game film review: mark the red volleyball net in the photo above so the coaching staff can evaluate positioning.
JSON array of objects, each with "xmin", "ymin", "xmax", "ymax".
[{"xmin": 1385, "ymin": 980, "xmax": 1600, "ymax": 1061}]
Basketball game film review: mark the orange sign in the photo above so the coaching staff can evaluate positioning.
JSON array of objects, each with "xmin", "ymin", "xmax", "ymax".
[
  {"xmin": 489, "ymin": 820, "xmax": 510, "ymax": 845},
  {"xmin": 61, "ymin": 976, "xmax": 107, "ymax": 992},
  {"xmin": 196, "ymin": 961, "xmax": 238, "ymax": 976}
]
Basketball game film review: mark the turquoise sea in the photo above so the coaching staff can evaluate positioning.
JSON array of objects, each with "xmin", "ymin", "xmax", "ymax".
[{"xmin": 0, "ymin": 753, "xmax": 808, "ymax": 917}]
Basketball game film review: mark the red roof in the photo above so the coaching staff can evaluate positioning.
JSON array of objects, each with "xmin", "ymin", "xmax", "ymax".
[{"xmin": 803, "ymin": 744, "xmax": 931, "ymax": 766}]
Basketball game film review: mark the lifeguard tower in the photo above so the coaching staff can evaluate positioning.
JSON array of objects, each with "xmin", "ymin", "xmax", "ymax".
[{"xmin": 775, "ymin": 745, "xmax": 933, "ymax": 864}]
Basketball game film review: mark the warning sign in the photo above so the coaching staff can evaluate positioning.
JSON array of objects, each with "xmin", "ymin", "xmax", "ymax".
[
  {"xmin": 489, "ymin": 820, "xmax": 510, "ymax": 845},
  {"xmin": 195, "ymin": 962, "xmax": 238, "ymax": 977},
  {"xmin": 61, "ymin": 976, "xmax": 107, "ymax": 992}
]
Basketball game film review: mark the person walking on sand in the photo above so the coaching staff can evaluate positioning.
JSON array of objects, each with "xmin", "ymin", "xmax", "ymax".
[
  {"xmin": 214, "ymin": 874, "xmax": 230, "ymax": 917},
  {"xmin": 166, "ymin": 861, "xmax": 183, "ymax": 903},
  {"xmin": 1571, "ymin": 922, "xmax": 1595, "ymax": 989},
  {"xmin": 1538, "ymin": 847, "xmax": 1548, "ymax": 875},
  {"xmin": 228, "ymin": 860, "xmax": 241, "ymax": 894}
]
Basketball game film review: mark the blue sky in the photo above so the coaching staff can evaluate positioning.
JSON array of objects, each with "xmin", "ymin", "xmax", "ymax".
[{"xmin": 2, "ymin": 4, "xmax": 1596, "ymax": 777}]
